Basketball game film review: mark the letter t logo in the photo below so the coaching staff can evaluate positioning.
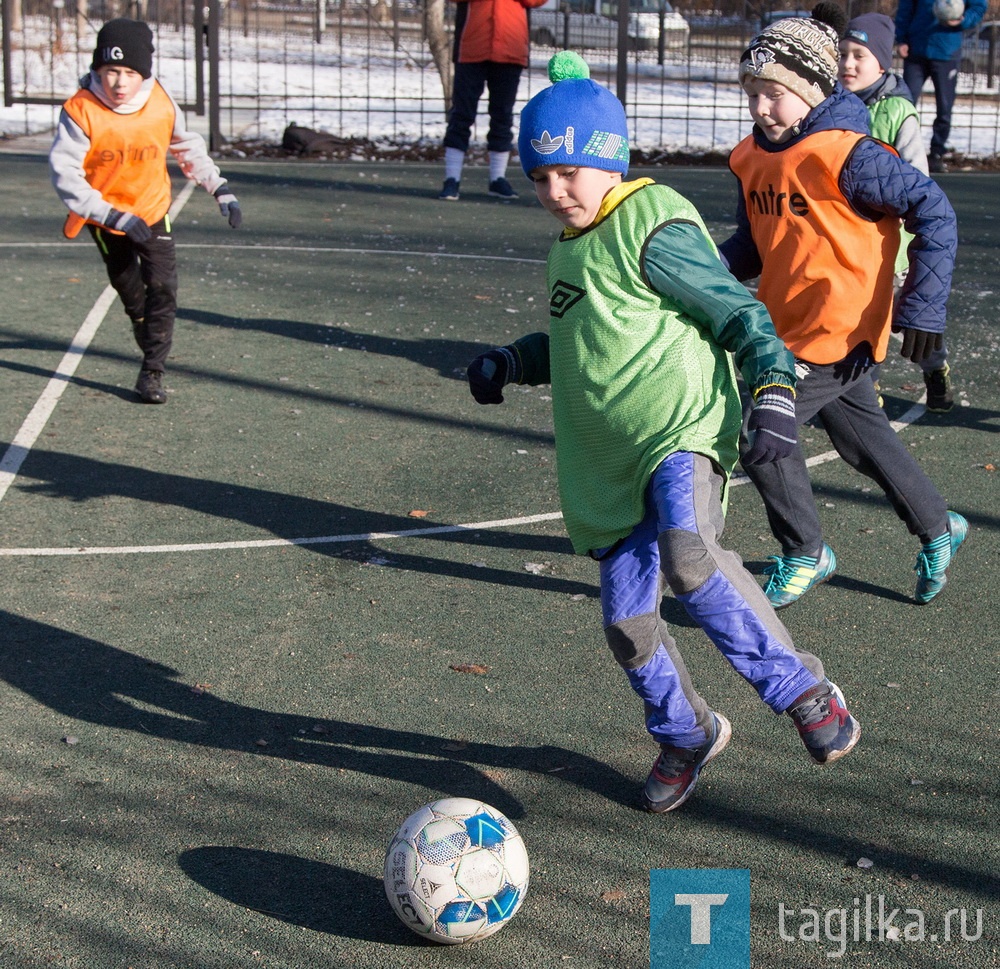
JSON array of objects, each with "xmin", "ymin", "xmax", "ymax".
[{"xmin": 674, "ymin": 893, "xmax": 730, "ymax": 944}]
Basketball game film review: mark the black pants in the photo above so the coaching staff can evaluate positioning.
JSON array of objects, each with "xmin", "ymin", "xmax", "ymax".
[
  {"xmin": 739, "ymin": 344, "xmax": 948, "ymax": 557},
  {"xmin": 902, "ymin": 55, "xmax": 958, "ymax": 157},
  {"xmin": 89, "ymin": 218, "xmax": 177, "ymax": 373},
  {"xmin": 443, "ymin": 61, "xmax": 523, "ymax": 154}
]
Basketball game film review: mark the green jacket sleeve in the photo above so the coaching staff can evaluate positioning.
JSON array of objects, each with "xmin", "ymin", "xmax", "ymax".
[{"xmin": 641, "ymin": 220, "xmax": 796, "ymax": 397}]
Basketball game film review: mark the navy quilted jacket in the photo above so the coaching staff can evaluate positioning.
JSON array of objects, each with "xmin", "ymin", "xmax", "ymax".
[{"xmin": 720, "ymin": 84, "xmax": 957, "ymax": 336}]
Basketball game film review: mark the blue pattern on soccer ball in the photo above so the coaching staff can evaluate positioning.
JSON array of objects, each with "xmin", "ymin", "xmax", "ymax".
[
  {"xmin": 438, "ymin": 899, "xmax": 486, "ymax": 929},
  {"xmin": 464, "ymin": 812, "xmax": 508, "ymax": 849},
  {"xmin": 487, "ymin": 884, "xmax": 522, "ymax": 922}
]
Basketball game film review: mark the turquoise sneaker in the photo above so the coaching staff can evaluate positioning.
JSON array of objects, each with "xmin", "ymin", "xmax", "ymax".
[
  {"xmin": 762, "ymin": 543, "xmax": 837, "ymax": 609},
  {"xmin": 915, "ymin": 511, "xmax": 968, "ymax": 604},
  {"xmin": 643, "ymin": 712, "xmax": 731, "ymax": 813}
]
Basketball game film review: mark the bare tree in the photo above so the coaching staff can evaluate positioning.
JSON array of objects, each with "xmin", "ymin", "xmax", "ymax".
[{"xmin": 423, "ymin": 0, "xmax": 453, "ymax": 114}]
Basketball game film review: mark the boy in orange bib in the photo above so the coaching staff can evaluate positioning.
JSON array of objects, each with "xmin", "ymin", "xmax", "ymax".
[
  {"xmin": 720, "ymin": 3, "xmax": 967, "ymax": 608},
  {"xmin": 49, "ymin": 19, "xmax": 242, "ymax": 404}
]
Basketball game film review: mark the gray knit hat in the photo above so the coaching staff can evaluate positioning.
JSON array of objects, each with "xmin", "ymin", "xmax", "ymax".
[{"xmin": 844, "ymin": 13, "xmax": 895, "ymax": 73}]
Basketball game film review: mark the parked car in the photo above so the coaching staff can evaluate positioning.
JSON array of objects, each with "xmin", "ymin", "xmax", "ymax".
[
  {"xmin": 758, "ymin": 8, "xmax": 811, "ymax": 28},
  {"xmin": 529, "ymin": 0, "xmax": 690, "ymax": 53},
  {"xmin": 959, "ymin": 21, "xmax": 1000, "ymax": 75}
]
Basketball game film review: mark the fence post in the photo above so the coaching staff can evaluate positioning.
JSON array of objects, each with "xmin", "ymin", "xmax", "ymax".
[
  {"xmin": 1, "ymin": 0, "xmax": 13, "ymax": 108},
  {"xmin": 208, "ymin": 0, "xmax": 223, "ymax": 150},
  {"xmin": 616, "ymin": 0, "xmax": 629, "ymax": 106},
  {"xmin": 193, "ymin": 0, "xmax": 206, "ymax": 116}
]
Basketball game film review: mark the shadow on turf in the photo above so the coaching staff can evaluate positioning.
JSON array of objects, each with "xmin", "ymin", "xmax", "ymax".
[
  {"xmin": 179, "ymin": 306, "xmax": 501, "ymax": 381},
  {"xmin": 10, "ymin": 444, "xmax": 593, "ymax": 593},
  {"xmin": 0, "ymin": 610, "xmax": 637, "ymax": 817},
  {"xmin": 6, "ymin": 611, "xmax": 996, "ymax": 909},
  {"xmin": 179, "ymin": 846, "xmax": 421, "ymax": 943}
]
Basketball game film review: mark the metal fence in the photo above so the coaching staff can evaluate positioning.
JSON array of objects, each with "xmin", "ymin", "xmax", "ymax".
[{"xmin": 3, "ymin": 0, "xmax": 1000, "ymax": 159}]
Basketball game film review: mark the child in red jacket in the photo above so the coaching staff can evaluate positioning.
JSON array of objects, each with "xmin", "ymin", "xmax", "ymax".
[{"xmin": 437, "ymin": 0, "xmax": 547, "ymax": 201}]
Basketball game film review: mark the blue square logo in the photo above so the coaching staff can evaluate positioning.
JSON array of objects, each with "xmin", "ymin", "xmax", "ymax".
[{"xmin": 650, "ymin": 869, "xmax": 750, "ymax": 969}]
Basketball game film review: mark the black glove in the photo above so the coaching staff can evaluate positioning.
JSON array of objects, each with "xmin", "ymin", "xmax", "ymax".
[
  {"xmin": 107, "ymin": 208, "xmax": 152, "ymax": 244},
  {"xmin": 895, "ymin": 326, "xmax": 943, "ymax": 364},
  {"xmin": 467, "ymin": 346, "xmax": 521, "ymax": 404},
  {"xmin": 214, "ymin": 185, "xmax": 242, "ymax": 228},
  {"xmin": 743, "ymin": 386, "xmax": 798, "ymax": 466}
]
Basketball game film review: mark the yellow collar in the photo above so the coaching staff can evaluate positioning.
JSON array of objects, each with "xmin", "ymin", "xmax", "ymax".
[{"xmin": 561, "ymin": 177, "xmax": 655, "ymax": 238}]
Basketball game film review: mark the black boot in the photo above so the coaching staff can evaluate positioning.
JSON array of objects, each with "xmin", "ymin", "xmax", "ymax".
[{"xmin": 135, "ymin": 368, "xmax": 166, "ymax": 404}]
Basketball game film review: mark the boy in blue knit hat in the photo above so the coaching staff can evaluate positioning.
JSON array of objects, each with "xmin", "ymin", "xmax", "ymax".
[{"xmin": 465, "ymin": 52, "xmax": 860, "ymax": 813}]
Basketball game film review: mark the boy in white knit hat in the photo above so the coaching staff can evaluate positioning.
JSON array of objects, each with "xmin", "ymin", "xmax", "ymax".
[
  {"xmin": 465, "ymin": 51, "xmax": 861, "ymax": 813},
  {"xmin": 720, "ymin": 3, "xmax": 966, "ymax": 611}
]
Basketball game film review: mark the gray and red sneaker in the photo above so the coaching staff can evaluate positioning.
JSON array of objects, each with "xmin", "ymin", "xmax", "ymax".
[
  {"xmin": 788, "ymin": 680, "xmax": 861, "ymax": 764},
  {"xmin": 642, "ymin": 712, "xmax": 732, "ymax": 813}
]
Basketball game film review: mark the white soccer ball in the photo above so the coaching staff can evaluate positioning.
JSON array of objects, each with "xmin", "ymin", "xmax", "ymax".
[
  {"xmin": 932, "ymin": 0, "xmax": 965, "ymax": 23},
  {"xmin": 383, "ymin": 797, "xmax": 529, "ymax": 944}
]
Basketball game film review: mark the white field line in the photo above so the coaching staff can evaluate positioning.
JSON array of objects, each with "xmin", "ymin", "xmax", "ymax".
[
  {"xmin": 0, "ymin": 512, "xmax": 566, "ymax": 556},
  {"xmin": 0, "ymin": 221, "xmax": 927, "ymax": 556},
  {"xmin": 0, "ymin": 242, "xmax": 546, "ymax": 264},
  {"xmin": 0, "ymin": 400, "xmax": 928, "ymax": 558}
]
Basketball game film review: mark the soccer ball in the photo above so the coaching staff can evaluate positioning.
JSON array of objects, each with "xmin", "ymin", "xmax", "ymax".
[
  {"xmin": 383, "ymin": 797, "xmax": 529, "ymax": 944},
  {"xmin": 932, "ymin": 0, "xmax": 965, "ymax": 23}
]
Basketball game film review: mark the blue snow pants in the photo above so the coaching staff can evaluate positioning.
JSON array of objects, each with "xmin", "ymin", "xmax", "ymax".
[{"xmin": 598, "ymin": 452, "xmax": 824, "ymax": 749}]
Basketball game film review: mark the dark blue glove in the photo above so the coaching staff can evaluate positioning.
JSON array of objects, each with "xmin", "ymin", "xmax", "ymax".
[
  {"xmin": 743, "ymin": 386, "xmax": 798, "ymax": 466},
  {"xmin": 467, "ymin": 346, "xmax": 521, "ymax": 404},
  {"xmin": 895, "ymin": 325, "xmax": 943, "ymax": 364},
  {"xmin": 107, "ymin": 208, "xmax": 152, "ymax": 243},
  {"xmin": 214, "ymin": 185, "xmax": 242, "ymax": 228}
]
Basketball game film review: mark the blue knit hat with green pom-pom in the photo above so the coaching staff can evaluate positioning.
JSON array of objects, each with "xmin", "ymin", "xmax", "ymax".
[{"xmin": 518, "ymin": 52, "xmax": 630, "ymax": 177}]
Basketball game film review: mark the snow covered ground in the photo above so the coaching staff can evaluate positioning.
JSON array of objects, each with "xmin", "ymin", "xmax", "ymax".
[{"xmin": 3, "ymin": 17, "xmax": 999, "ymax": 158}]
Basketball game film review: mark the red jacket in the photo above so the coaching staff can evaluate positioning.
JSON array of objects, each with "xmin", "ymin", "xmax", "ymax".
[{"xmin": 452, "ymin": 0, "xmax": 547, "ymax": 67}]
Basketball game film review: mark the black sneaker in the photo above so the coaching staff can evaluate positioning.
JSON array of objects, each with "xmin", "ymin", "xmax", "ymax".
[
  {"xmin": 642, "ymin": 712, "xmax": 731, "ymax": 813},
  {"xmin": 135, "ymin": 369, "xmax": 167, "ymax": 404},
  {"xmin": 787, "ymin": 680, "xmax": 860, "ymax": 764},
  {"xmin": 437, "ymin": 178, "xmax": 460, "ymax": 201},
  {"xmin": 923, "ymin": 364, "xmax": 954, "ymax": 412},
  {"xmin": 488, "ymin": 177, "xmax": 518, "ymax": 200},
  {"xmin": 928, "ymin": 153, "xmax": 946, "ymax": 174}
]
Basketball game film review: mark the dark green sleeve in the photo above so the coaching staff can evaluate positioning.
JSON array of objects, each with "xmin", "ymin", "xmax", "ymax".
[
  {"xmin": 510, "ymin": 331, "xmax": 551, "ymax": 386},
  {"xmin": 641, "ymin": 220, "xmax": 795, "ymax": 396}
]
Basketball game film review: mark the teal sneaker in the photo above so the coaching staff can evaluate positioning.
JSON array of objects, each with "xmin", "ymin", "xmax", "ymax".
[
  {"xmin": 642, "ymin": 712, "xmax": 731, "ymax": 813},
  {"xmin": 762, "ymin": 543, "xmax": 837, "ymax": 609},
  {"xmin": 915, "ymin": 511, "xmax": 968, "ymax": 604},
  {"xmin": 787, "ymin": 680, "xmax": 861, "ymax": 765}
]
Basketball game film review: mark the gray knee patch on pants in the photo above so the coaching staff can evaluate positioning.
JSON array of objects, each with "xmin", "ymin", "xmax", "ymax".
[
  {"xmin": 605, "ymin": 612, "xmax": 660, "ymax": 670},
  {"xmin": 659, "ymin": 528, "xmax": 717, "ymax": 595}
]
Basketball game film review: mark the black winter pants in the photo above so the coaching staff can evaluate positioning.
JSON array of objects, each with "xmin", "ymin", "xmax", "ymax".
[
  {"xmin": 89, "ymin": 218, "xmax": 177, "ymax": 373},
  {"xmin": 739, "ymin": 344, "xmax": 948, "ymax": 557}
]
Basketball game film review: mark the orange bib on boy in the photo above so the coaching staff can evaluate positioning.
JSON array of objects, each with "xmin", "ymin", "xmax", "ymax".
[
  {"xmin": 729, "ymin": 131, "xmax": 900, "ymax": 364},
  {"xmin": 63, "ymin": 82, "xmax": 175, "ymax": 230}
]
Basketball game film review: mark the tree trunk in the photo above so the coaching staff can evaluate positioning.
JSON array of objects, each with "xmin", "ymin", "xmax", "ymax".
[{"xmin": 422, "ymin": 0, "xmax": 453, "ymax": 115}]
